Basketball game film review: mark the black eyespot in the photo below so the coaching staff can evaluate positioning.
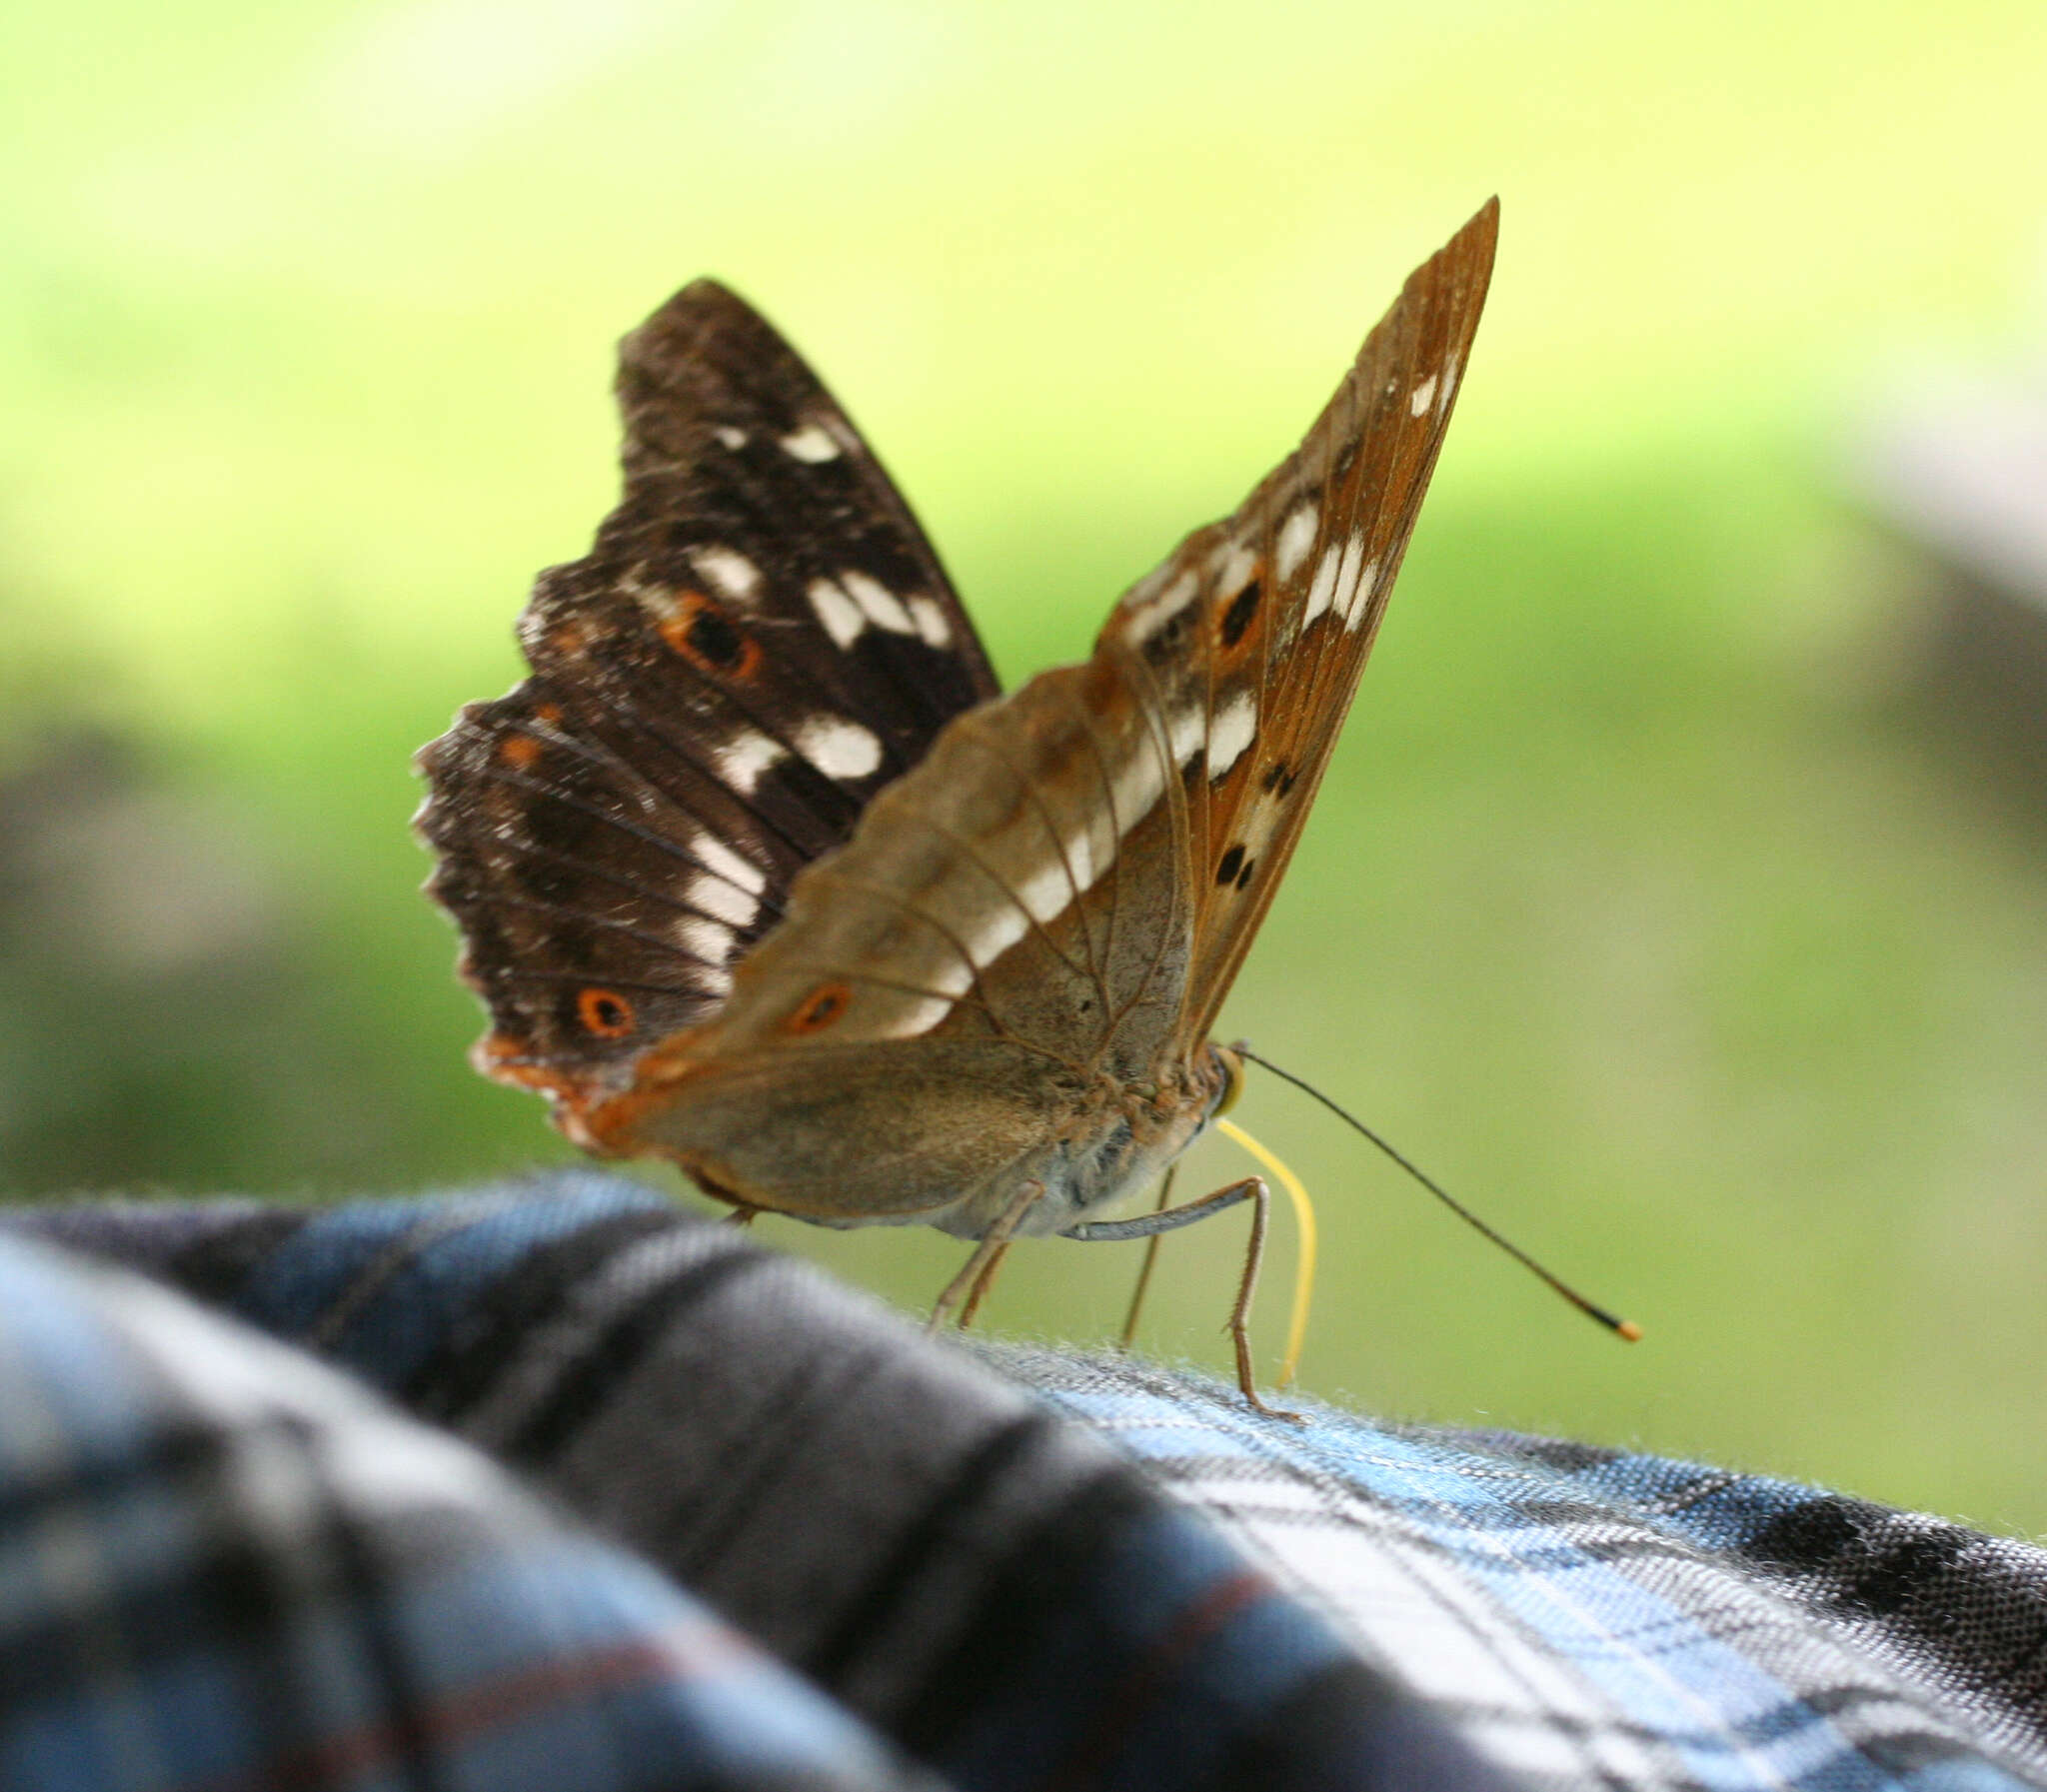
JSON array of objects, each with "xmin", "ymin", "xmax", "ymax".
[
  {"xmin": 659, "ymin": 591, "xmax": 761, "ymax": 679},
  {"xmin": 1261, "ymin": 761, "xmax": 1296, "ymax": 796},
  {"xmin": 1216, "ymin": 844, "xmax": 1245, "ymax": 887},
  {"xmin": 1235, "ymin": 856, "xmax": 1256, "ymax": 891},
  {"xmin": 686, "ymin": 605, "xmax": 746, "ymax": 671},
  {"xmin": 1219, "ymin": 579, "xmax": 1260, "ymax": 649}
]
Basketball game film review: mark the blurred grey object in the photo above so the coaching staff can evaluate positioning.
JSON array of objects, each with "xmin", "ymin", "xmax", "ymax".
[
  {"xmin": 0, "ymin": 731, "xmax": 360, "ymax": 1193},
  {"xmin": 1844, "ymin": 367, "xmax": 2047, "ymax": 765}
]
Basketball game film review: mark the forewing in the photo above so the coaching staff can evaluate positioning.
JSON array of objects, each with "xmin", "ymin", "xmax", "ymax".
[
  {"xmin": 1099, "ymin": 200, "xmax": 1497, "ymax": 1046},
  {"xmin": 604, "ymin": 204, "xmax": 1498, "ymax": 1144},
  {"xmin": 416, "ymin": 282, "xmax": 1001, "ymax": 1120}
]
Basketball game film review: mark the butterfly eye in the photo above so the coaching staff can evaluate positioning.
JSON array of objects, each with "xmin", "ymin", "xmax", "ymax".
[
  {"xmin": 659, "ymin": 591, "xmax": 762, "ymax": 681},
  {"xmin": 1212, "ymin": 1043, "xmax": 1247, "ymax": 1115},
  {"xmin": 785, "ymin": 980, "xmax": 853, "ymax": 1034},
  {"xmin": 577, "ymin": 987, "xmax": 637, "ymax": 1038}
]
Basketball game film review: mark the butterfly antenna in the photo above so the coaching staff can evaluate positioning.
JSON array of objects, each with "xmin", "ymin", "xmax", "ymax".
[{"xmin": 1234, "ymin": 1046, "xmax": 1642, "ymax": 1342}]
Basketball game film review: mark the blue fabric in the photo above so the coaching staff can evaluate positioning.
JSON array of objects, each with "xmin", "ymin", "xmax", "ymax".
[
  {"xmin": 0, "ymin": 1230, "xmax": 932, "ymax": 1792},
  {"xmin": 1006, "ymin": 1349, "xmax": 2047, "ymax": 1790},
  {"xmin": 4, "ymin": 1179, "xmax": 2043, "ymax": 1792}
]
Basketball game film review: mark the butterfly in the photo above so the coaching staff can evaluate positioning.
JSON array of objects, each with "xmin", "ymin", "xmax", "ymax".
[{"xmin": 417, "ymin": 201, "xmax": 1497, "ymax": 1410}]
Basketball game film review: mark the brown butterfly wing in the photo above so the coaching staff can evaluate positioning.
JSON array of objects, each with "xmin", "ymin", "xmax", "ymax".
[
  {"xmin": 640, "ymin": 649, "xmax": 1190, "ymax": 1065},
  {"xmin": 586, "ymin": 647, "xmax": 1201, "ymax": 1223},
  {"xmin": 1098, "ymin": 198, "xmax": 1497, "ymax": 1048},
  {"xmin": 594, "ymin": 207, "xmax": 1494, "ymax": 1224},
  {"xmin": 416, "ymin": 282, "xmax": 1001, "ymax": 1123}
]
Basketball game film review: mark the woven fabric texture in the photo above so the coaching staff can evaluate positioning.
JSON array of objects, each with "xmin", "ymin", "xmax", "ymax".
[{"xmin": 4, "ymin": 1173, "xmax": 2042, "ymax": 1792}]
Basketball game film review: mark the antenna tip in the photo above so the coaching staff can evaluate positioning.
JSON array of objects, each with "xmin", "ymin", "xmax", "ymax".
[{"xmin": 1616, "ymin": 1319, "xmax": 1644, "ymax": 1342}]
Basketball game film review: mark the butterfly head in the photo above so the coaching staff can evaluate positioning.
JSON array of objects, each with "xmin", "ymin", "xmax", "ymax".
[{"xmin": 1210, "ymin": 1041, "xmax": 1247, "ymax": 1117}]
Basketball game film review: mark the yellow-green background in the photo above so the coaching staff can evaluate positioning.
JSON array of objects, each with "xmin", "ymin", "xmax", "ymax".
[{"xmin": 4, "ymin": 2, "xmax": 2044, "ymax": 1534}]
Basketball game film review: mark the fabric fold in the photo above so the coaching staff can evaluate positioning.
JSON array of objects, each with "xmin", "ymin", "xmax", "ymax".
[{"xmin": 8, "ymin": 1174, "xmax": 2044, "ymax": 1792}]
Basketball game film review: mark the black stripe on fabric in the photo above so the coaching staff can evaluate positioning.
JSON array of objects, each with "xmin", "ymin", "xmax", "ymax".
[
  {"xmin": 403, "ymin": 1205, "xmax": 685, "ymax": 1423},
  {"xmin": 0, "ymin": 1415, "xmax": 383, "ymax": 1786},
  {"xmin": 893, "ymin": 1463, "xmax": 1156, "ymax": 1755},
  {"xmin": 1191, "ymin": 1654, "xmax": 1524, "ymax": 1792},
  {"xmin": 657, "ymin": 1335, "xmax": 896, "ymax": 1590},
  {"xmin": 806, "ymin": 1411, "xmax": 1062, "ymax": 1689},
  {"xmin": 0, "ymin": 1420, "xmax": 287, "ymax": 1678},
  {"xmin": 499, "ymin": 1244, "xmax": 770, "ymax": 1465},
  {"xmin": 305, "ymin": 1436, "xmax": 451, "ymax": 1792},
  {"xmin": 190, "ymin": 1418, "xmax": 348, "ymax": 1792},
  {"xmin": 1746, "ymin": 1496, "xmax": 1965, "ymax": 1612},
  {"xmin": 1444, "ymin": 1428, "xmax": 1624, "ymax": 1475},
  {"xmin": 167, "ymin": 1209, "xmax": 316, "ymax": 1307},
  {"xmin": 1742, "ymin": 1495, "xmax": 2047, "ymax": 1734}
]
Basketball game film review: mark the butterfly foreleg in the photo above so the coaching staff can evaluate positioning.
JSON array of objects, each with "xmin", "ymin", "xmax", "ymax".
[
  {"xmin": 1065, "ymin": 1177, "xmax": 1300, "ymax": 1421},
  {"xmin": 927, "ymin": 1180, "xmax": 1043, "ymax": 1336}
]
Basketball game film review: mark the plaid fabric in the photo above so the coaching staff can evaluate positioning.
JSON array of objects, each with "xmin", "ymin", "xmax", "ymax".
[
  {"xmin": 0, "ymin": 1227, "xmax": 935, "ymax": 1792},
  {"xmin": 5, "ymin": 1174, "xmax": 2044, "ymax": 1792},
  {"xmin": 998, "ymin": 1350, "xmax": 2047, "ymax": 1790}
]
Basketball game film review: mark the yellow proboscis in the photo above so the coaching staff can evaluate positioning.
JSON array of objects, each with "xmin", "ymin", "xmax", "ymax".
[{"xmin": 1214, "ymin": 1117, "xmax": 1318, "ymax": 1390}]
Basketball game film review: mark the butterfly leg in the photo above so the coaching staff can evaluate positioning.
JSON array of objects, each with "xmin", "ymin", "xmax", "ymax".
[
  {"xmin": 927, "ymin": 1181, "xmax": 1042, "ymax": 1336},
  {"xmin": 1222, "ymin": 1184, "xmax": 1300, "ymax": 1422},
  {"xmin": 958, "ymin": 1242, "xmax": 1012, "ymax": 1329},
  {"xmin": 1118, "ymin": 1166, "xmax": 1178, "ymax": 1350},
  {"xmin": 1064, "ymin": 1178, "xmax": 1300, "ymax": 1420}
]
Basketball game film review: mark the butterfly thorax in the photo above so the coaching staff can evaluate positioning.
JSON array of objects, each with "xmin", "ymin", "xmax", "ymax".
[{"xmin": 934, "ymin": 1041, "xmax": 1237, "ymax": 1241}]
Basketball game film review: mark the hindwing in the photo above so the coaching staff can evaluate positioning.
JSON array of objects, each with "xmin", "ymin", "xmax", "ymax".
[{"xmin": 417, "ymin": 282, "xmax": 1000, "ymax": 1118}]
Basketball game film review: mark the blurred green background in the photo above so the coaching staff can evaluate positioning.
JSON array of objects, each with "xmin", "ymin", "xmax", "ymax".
[{"xmin": 4, "ymin": 1, "xmax": 2045, "ymax": 1534}]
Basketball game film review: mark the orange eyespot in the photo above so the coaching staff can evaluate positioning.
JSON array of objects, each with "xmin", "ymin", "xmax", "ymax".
[
  {"xmin": 658, "ymin": 591, "xmax": 762, "ymax": 681},
  {"xmin": 785, "ymin": 980, "xmax": 852, "ymax": 1034},
  {"xmin": 498, "ymin": 733, "xmax": 544, "ymax": 771},
  {"xmin": 549, "ymin": 620, "xmax": 592, "ymax": 659},
  {"xmin": 533, "ymin": 702, "xmax": 564, "ymax": 725},
  {"xmin": 577, "ymin": 987, "xmax": 636, "ymax": 1037}
]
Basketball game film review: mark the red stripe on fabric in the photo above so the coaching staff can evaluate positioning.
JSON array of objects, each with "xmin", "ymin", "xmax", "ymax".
[
  {"xmin": 191, "ymin": 1618, "xmax": 752, "ymax": 1792},
  {"xmin": 1038, "ymin": 1568, "xmax": 1273, "ymax": 1792}
]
